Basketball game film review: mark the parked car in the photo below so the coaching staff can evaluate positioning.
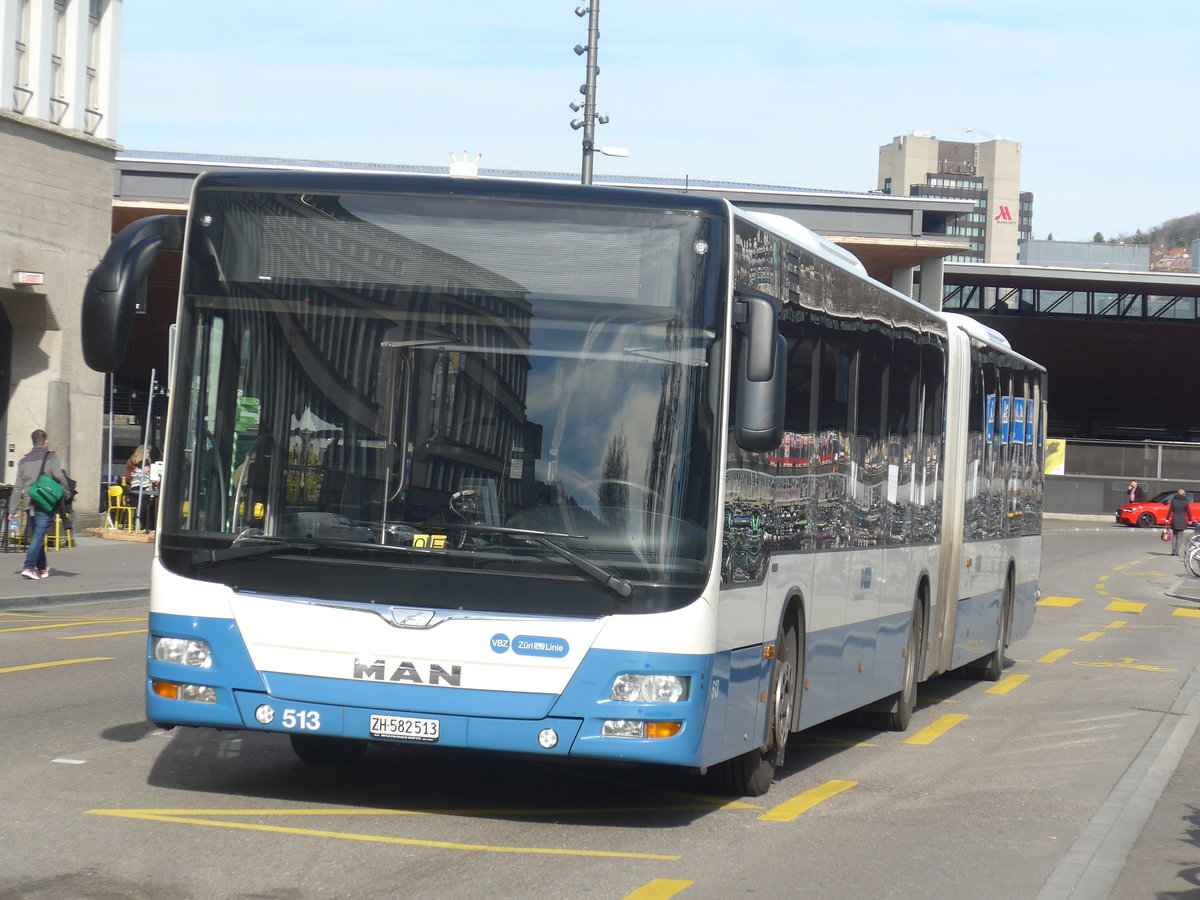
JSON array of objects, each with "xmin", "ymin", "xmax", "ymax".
[{"xmin": 1115, "ymin": 490, "xmax": 1200, "ymax": 527}]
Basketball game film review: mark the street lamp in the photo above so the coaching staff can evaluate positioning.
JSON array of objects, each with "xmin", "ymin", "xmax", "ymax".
[{"xmin": 569, "ymin": 1, "xmax": 626, "ymax": 184}]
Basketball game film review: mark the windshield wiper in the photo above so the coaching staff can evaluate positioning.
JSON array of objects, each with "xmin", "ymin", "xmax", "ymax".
[
  {"xmin": 623, "ymin": 344, "xmax": 708, "ymax": 367},
  {"xmin": 450, "ymin": 523, "xmax": 634, "ymax": 599},
  {"xmin": 191, "ymin": 536, "xmax": 321, "ymax": 566}
]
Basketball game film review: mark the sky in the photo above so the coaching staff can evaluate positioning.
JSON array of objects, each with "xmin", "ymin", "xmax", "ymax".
[{"xmin": 117, "ymin": 1, "xmax": 1199, "ymax": 243}]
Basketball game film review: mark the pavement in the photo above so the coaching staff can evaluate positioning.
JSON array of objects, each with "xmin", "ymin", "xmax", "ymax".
[{"xmin": 0, "ymin": 531, "xmax": 154, "ymax": 608}]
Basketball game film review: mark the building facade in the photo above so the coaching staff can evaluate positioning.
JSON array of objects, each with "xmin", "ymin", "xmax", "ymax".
[
  {"xmin": 0, "ymin": 0, "xmax": 121, "ymax": 521},
  {"xmin": 1019, "ymin": 239, "xmax": 1150, "ymax": 271},
  {"xmin": 878, "ymin": 132, "xmax": 1032, "ymax": 264}
]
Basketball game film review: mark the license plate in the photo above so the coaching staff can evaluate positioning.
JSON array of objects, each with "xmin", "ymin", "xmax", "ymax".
[{"xmin": 369, "ymin": 713, "xmax": 440, "ymax": 742}]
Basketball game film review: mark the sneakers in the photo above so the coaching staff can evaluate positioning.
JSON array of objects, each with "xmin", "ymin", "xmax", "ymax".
[
  {"xmin": 39, "ymin": 569, "xmax": 49, "ymax": 579},
  {"xmin": 20, "ymin": 568, "xmax": 39, "ymax": 580}
]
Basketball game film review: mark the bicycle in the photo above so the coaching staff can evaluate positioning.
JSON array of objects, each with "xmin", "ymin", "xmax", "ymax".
[{"xmin": 1184, "ymin": 526, "xmax": 1200, "ymax": 577}]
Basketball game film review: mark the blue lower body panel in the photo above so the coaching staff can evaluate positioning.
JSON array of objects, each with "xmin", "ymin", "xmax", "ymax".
[{"xmin": 146, "ymin": 612, "xmax": 737, "ymax": 768}]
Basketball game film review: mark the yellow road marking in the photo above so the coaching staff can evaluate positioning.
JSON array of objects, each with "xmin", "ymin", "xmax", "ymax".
[
  {"xmin": 60, "ymin": 629, "xmax": 148, "ymax": 640},
  {"xmin": 1105, "ymin": 620, "xmax": 1128, "ymax": 629},
  {"xmin": 903, "ymin": 713, "xmax": 968, "ymax": 745},
  {"xmin": 1038, "ymin": 649, "xmax": 1072, "ymax": 663},
  {"xmin": 1106, "ymin": 600, "xmax": 1145, "ymax": 613},
  {"xmin": 1098, "ymin": 575, "xmax": 1109, "ymax": 581},
  {"xmin": 0, "ymin": 618, "xmax": 145, "ymax": 634},
  {"xmin": 88, "ymin": 809, "xmax": 680, "ymax": 859},
  {"xmin": 758, "ymin": 780, "xmax": 857, "ymax": 822},
  {"xmin": 0, "ymin": 612, "xmax": 146, "ymax": 621},
  {"xmin": 1079, "ymin": 632, "xmax": 1105, "ymax": 642},
  {"xmin": 985, "ymin": 674, "xmax": 1029, "ymax": 695},
  {"xmin": 624, "ymin": 879, "xmax": 694, "ymax": 899},
  {"xmin": 1070, "ymin": 658, "xmax": 1176, "ymax": 673},
  {"xmin": 1039, "ymin": 596, "xmax": 1081, "ymax": 607},
  {"xmin": 0, "ymin": 657, "xmax": 114, "ymax": 674},
  {"xmin": 1173, "ymin": 608, "xmax": 1200, "ymax": 618},
  {"xmin": 90, "ymin": 803, "xmax": 741, "ymax": 818}
]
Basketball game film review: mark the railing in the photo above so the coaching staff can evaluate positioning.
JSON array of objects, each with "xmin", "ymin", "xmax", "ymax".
[
  {"xmin": 944, "ymin": 285, "xmax": 1200, "ymax": 320},
  {"xmin": 1057, "ymin": 439, "xmax": 1200, "ymax": 481}
]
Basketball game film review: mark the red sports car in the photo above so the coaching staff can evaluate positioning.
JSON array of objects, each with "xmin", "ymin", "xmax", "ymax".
[{"xmin": 1115, "ymin": 490, "xmax": 1200, "ymax": 527}]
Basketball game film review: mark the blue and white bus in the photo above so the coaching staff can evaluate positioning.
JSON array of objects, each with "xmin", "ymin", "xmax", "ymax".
[{"xmin": 82, "ymin": 172, "xmax": 1045, "ymax": 795}]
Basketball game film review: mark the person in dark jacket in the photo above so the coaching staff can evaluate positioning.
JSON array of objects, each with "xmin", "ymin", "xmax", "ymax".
[
  {"xmin": 1128, "ymin": 481, "xmax": 1146, "ymax": 503},
  {"xmin": 13, "ymin": 429, "xmax": 71, "ymax": 579},
  {"xmin": 1166, "ymin": 488, "xmax": 1193, "ymax": 556}
]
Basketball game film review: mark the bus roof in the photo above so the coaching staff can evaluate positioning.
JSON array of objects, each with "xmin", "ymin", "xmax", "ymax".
[{"xmin": 192, "ymin": 169, "xmax": 734, "ymax": 219}]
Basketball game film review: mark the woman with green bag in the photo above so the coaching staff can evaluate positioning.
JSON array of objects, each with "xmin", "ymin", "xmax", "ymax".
[{"xmin": 13, "ymin": 429, "xmax": 71, "ymax": 580}]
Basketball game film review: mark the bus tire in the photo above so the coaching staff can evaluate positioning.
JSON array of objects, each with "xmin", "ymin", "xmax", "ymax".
[
  {"xmin": 711, "ymin": 620, "xmax": 799, "ymax": 797},
  {"xmin": 970, "ymin": 573, "xmax": 1013, "ymax": 682},
  {"xmin": 865, "ymin": 596, "xmax": 924, "ymax": 732},
  {"xmin": 289, "ymin": 733, "xmax": 368, "ymax": 765}
]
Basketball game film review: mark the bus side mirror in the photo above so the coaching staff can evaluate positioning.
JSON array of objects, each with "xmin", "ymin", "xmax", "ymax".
[
  {"xmin": 733, "ymin": 294, "xmax": 786, "ymax": 452},
  {"xmin": 82, "ymin": 214, "xmax": 186, "ymax": 372}
]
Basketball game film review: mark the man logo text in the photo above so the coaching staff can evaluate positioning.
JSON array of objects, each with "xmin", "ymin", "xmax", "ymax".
[{"xmin": 354, "ymin": 658, "xmax": 463, "ymax": 686}]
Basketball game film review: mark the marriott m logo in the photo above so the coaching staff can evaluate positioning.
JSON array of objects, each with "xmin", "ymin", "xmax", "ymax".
[{"xmin": 994, "ymin": 206, "xmax": 1014, "ymax": 222}]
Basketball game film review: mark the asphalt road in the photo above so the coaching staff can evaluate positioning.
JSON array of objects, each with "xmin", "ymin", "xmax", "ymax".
[{"xmin": 1, "ymin": 524, "xmax": 1198, "ymax": 900}]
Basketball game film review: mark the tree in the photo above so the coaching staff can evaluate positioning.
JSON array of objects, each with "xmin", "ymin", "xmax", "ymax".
[{"xmin": 1092, "ymin": 232, "xmax": 1105, "ymax": 243}]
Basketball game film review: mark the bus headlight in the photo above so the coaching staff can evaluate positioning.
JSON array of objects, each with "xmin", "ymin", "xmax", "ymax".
[
  {"xmin": 601, "ymin": 720, "xmax": 682, "ymax": 739},
  {"xmin": 151, "ymin": 680, "xmax": 217, "ymax": 704},
  {"xmin": 152, "ymin": 636, "xmax": 213, "ymax": 668},
  {"xmin": 610, "ymin": 673, "xmax": 689, "ymax": 703}
]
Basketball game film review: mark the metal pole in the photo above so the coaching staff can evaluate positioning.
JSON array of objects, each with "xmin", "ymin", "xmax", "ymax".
[
  {"xmin": 580, "ymin": 0, "xmax": 600, "ymax": 185},
  {"xmin": 137, "ymin": 369, "xmax": 156, "ymax": 530},
  {"xmin": 107, "ymin": 372, "xmax": 114, "ymax": 489}
]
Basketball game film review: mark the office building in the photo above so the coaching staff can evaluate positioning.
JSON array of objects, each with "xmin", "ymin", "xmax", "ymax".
[
  {"xmin": 0, "ymin": 0, "xmax": 121, "ymax": 520},
  {"xmin": 878, "ymin": 132, "xmax": 1032, "ymax": 264}
]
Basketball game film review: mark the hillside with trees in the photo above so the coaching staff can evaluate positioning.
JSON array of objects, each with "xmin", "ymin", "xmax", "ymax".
[{"xmin": 1103, "ymin": 213, "xmax": 1200, "ymax": 272}]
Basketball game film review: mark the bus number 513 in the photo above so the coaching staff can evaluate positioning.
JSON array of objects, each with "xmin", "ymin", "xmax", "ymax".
[{"xmin": 281, "ymin": 709, "xmax": 320, "ymax": 730}]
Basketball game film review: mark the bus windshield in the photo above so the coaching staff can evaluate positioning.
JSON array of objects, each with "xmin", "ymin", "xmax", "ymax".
[{"xmin": 159, "ymin": 183, "xmax": 724, "ymax": 615}]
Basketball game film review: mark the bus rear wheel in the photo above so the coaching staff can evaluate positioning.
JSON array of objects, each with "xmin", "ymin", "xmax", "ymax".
[
  {"xmin": 969, "ymin": 574, "xmax": 1013, "ymax": 682},
  {"xmin": 711, "ymin": 621, "xmax": 798, "ymax": 797},
  {"xmin": 289, "ymin": 733, "xmax": 368, "ymax": 765},
  {"xmin": 865, "ymin": 597, "xmax": 923, "ymax": 732}
]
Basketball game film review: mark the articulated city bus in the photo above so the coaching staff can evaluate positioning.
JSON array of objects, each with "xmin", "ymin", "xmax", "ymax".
[{"xmin": 82, "ymin": 172, "xmax": 1045, "ymax": 795}]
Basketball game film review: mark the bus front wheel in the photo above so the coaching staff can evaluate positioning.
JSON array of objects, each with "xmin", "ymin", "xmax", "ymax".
[{"xmin": 711, "ymin": 621, "xmax": 799, "ymax": 797}]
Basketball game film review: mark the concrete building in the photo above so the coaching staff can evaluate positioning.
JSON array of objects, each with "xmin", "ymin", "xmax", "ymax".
[
  {"xmin": 1019, "ymin": 239, "xmax": 1150, "ymax": 271},
  {"xmin": 0, "ymin": 0, "xmax": 121, "ymax": 521},
  {"xmin": 878, "ymin": 131, "xmax": 1032, "ymax": 264}
]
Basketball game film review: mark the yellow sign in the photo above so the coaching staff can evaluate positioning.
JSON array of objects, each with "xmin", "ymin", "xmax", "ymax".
[
  {"xmin": 411, "ymin": 533, "xmax": 447, "ymax": 549},
  {"xmin": 1044, "ymin": 438, "xmax": 1066, "ymax": 475}
]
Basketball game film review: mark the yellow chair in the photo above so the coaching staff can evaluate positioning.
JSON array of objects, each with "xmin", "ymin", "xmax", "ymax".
[
  {"xmin": 48, "ymin": 513, "xmax": 73, "ymax": 550},
  {"xmin": 106, "ymin": 485, "xmax": 135, "ymax": 531}
]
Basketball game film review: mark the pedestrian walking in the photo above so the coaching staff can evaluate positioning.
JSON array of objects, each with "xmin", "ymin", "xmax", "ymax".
[
  {"xmin": 13, "ymin": 429, "xmax": 71, "ymax": 580},
  {"xmin": 1127, "ymin": 480, "xmax": 1146, "ymax": 503},
  {"xmin": 1166, "ymin": 488, "xmax": 1193, "ymax": 556}
]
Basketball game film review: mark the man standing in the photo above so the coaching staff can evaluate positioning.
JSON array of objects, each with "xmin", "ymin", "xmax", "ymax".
[
  {"xmin": 1128, "ymin": 481, "xmax": 1146, "ymax": 503},
  {"xmin": 13, "ymin": 429, "xmax": 71, "ymax": 580}
]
